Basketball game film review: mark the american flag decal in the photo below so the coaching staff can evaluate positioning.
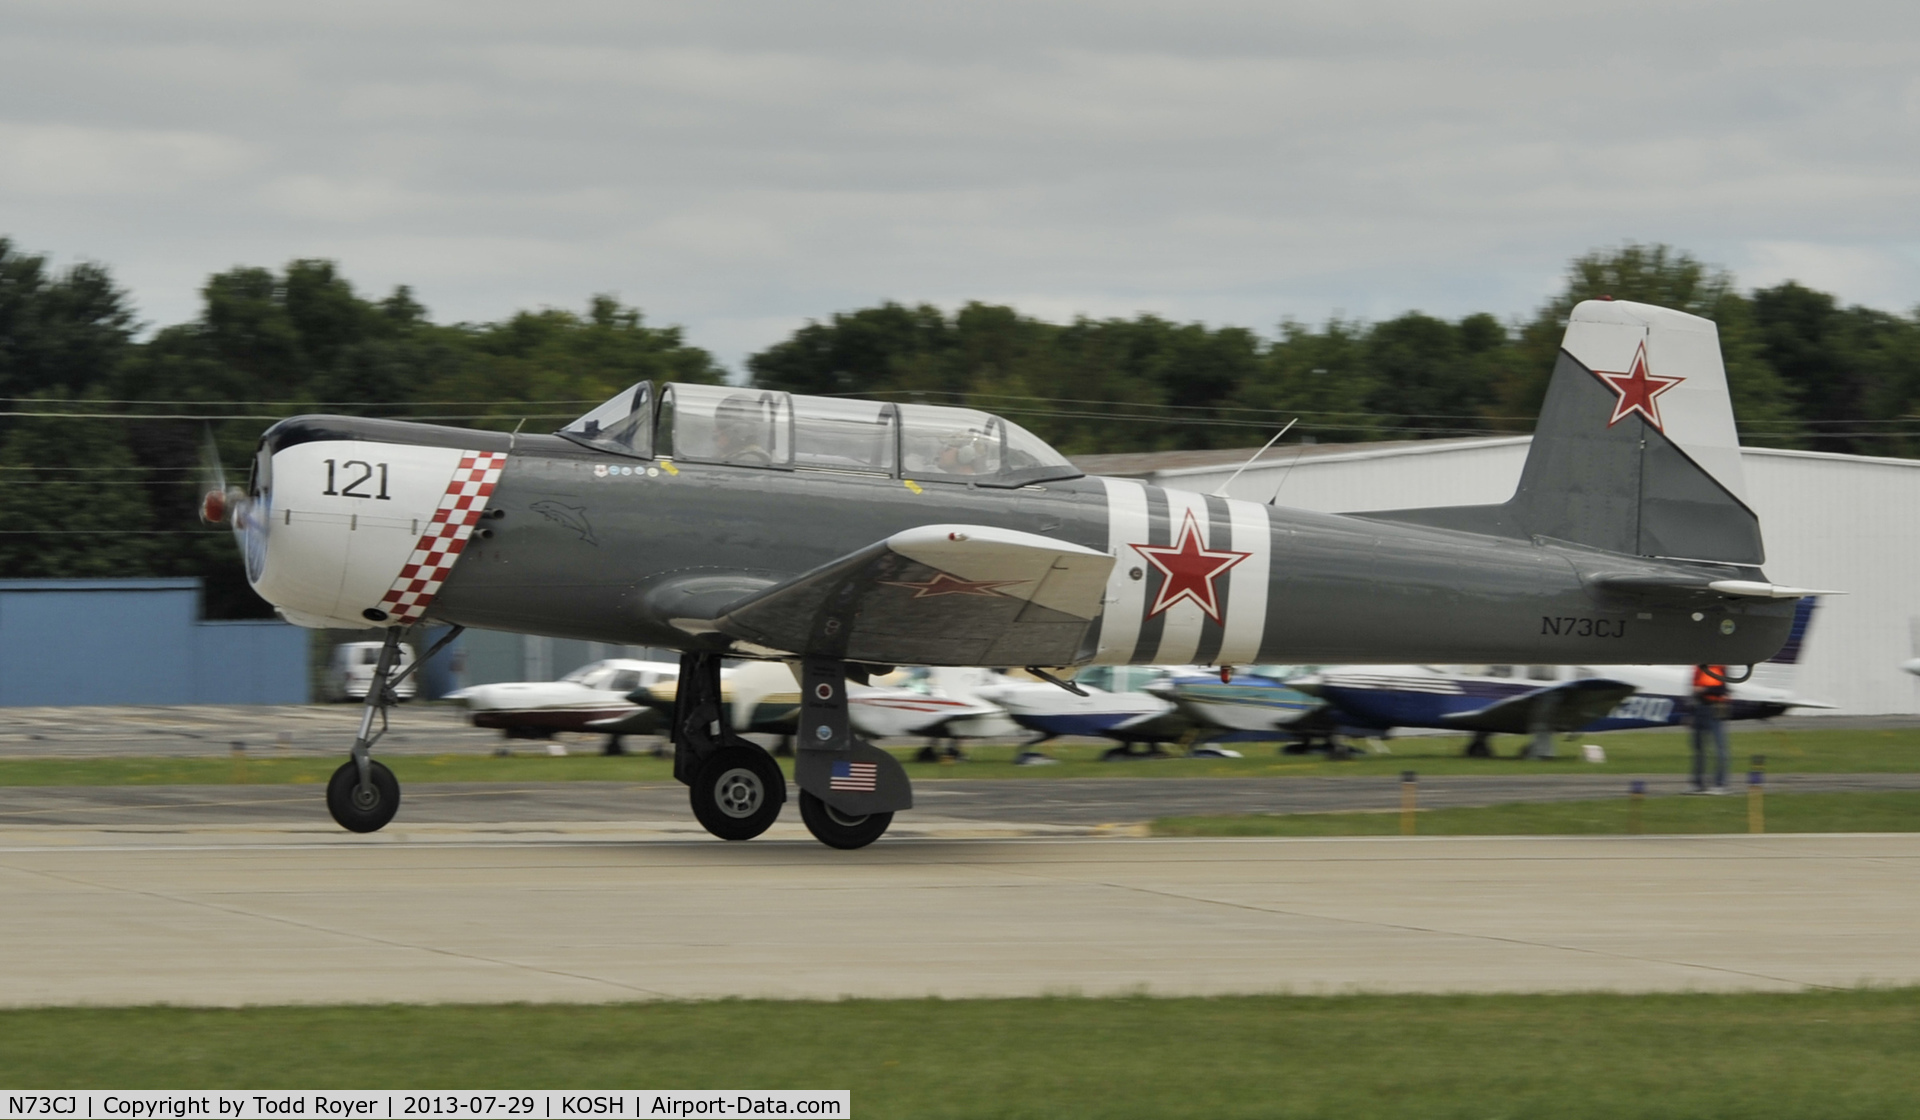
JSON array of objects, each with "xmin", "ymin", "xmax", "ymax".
[
  {"xmin": 829, "ymin": 760, "xmax": 878, "ymax": 792},
  {"xmin": 374, "ymin": 450, "xmax": 507, "ymax": 624}
]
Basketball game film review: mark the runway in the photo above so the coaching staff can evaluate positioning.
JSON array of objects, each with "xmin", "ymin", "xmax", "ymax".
[
  {"xmin": 3, "ymin": 772, "xmax": 1917, "ymax": 829},
  {"xmin": 1, "ymin": 826, "xmax": 1914, "ymax": 1006}
]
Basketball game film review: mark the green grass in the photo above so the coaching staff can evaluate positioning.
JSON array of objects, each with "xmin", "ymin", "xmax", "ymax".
[
  {"xmin": 1, "ymin": 992, "xmax": 1916, "ymax": 1117},
  {"xmin": 1, "ymin": 725, "xmax": 1915, "ymax": 786},
  {"xmin": 1153, "ymin": 789, "xmax": 1920, "ymax": 837}
]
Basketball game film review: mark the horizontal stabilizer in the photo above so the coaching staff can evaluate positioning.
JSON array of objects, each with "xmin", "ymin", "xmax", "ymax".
[
  {"xmin": 1705, "ymin": 580, "xmax": 1843, "ymax": 599},
  {"xmin": 712, "ymin": 524, "xmax": 1114, "ymax": 666},
  {"xmin": 1439, "ymin": 678, "xmax": 1637, "ymax": 734},
  {"xmin": 1587, "ymin": 573, "xmax": 1841, "ymax": 605}
]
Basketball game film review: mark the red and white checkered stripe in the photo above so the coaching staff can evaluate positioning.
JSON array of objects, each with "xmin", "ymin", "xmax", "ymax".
[{"xmin": 374, "ymin": 450, "xmax": 507, "ymax": 624}]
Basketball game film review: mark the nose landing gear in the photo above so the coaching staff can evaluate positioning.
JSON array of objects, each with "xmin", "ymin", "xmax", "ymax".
[{"xmin": 324, "ymin": 625, "xmax": 463, "ymax": 834}]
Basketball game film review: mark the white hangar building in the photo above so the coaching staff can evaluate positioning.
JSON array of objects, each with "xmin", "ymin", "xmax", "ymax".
[{"xmin": 1072, "ymin": 439, "xmax": 1920, "ymax": 716}]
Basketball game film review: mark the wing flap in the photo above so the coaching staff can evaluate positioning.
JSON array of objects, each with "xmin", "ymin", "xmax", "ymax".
[{"xmin": 712, "ymin": 524, "xmax": 1114, "ymax": 666}]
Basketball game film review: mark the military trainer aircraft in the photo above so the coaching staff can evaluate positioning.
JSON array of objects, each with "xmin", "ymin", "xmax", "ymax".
[{"xmin": 203, "ymin": 299, "xmax": 1821, "ymax": 848}]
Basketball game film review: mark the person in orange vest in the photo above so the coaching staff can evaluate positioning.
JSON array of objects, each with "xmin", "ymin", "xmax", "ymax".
[{"xmin": 1688, "ymin": 665, "xmax": 1732, "ymax": 794}]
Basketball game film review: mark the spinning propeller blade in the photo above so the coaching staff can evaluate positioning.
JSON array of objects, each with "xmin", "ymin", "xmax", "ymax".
[{"xmin": 197, "ymin": 424, "xmax": 243, "ymax": 526}]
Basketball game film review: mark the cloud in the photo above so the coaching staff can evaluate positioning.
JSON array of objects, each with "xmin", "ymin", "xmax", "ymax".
[
  {"xmin": 0, "ymin": 122, "xmax": 248, "ymax": 196},
  {"xmin": 0, "ymin": 0, "xmax": 1916, "ymax": 365}
]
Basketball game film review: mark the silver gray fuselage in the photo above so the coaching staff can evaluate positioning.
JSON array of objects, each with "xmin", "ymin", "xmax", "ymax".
[{"xmin": 350, "ymin": 427, "xmax": 1797, "ymax": 668}]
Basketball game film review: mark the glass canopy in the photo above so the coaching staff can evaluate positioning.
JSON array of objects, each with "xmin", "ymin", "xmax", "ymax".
[{"xmin": 558, "ymin": 383, "xmax": 1080, "ymax": 486}]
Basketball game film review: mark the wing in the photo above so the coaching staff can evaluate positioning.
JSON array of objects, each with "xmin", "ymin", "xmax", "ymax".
[
  {"xmin": 710, "ymin": 524, "xmax": 1115, "ymax": 666},
  {"xmin": 1439, "ymin": 678, "xmax": 1638, "ymax": 734}
]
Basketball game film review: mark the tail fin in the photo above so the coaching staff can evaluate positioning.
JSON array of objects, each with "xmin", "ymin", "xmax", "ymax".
[
  {"xmin": 1360, "ymin": 299, "xmax": 1763, "ymax": 564},
  {"xmin": 1748, "ymin": 596, "xmax": 1818, "ymax": 693}
]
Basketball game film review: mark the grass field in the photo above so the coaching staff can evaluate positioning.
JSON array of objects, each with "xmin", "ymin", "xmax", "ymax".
[
  {"xmin": 1, "ymin": 725, "xmax": 1916, "ymax": 785},
  {"xmin": 1153, "ymin": 789, "xmax": 1920, "ymax": 836},
  {"xmin": 2, "ymin": 992, "xmax": 1916, "ymax": 1117}
]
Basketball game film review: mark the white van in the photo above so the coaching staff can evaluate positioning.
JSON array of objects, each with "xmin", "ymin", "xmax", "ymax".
[{"xmin": 325, "ymin": 642, "xmax": 419, "ymax": 702}]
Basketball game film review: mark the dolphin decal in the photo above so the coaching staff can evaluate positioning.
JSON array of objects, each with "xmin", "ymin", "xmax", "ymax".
[{"xmin": 530, "ymin": 500, "xmax": 598, "ymax": 545}]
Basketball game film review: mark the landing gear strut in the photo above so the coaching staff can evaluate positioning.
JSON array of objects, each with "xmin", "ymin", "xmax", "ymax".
[
  {"xmin": 672, "ymin": 651, "xmax": 787, "ymax": 841},
  {"xmin": 325, "ymin": 625, "xmax": 462, "ymax": 833},
  {"xmin": 791, "ymin": 656, "xmax": 911, "ymax": 849}
]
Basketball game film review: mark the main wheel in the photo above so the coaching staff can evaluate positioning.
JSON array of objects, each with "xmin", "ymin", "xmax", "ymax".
[
  {"xmin": 690, "ymin": 744, "xmax": 784, "ymax": 840},
  {"xmin": 326, "ymin": 759, "xmax": 400, "ymax": 833},
  {"xmin": 799, "ymin": 789, "xmax": 893, "ymax": 850}
]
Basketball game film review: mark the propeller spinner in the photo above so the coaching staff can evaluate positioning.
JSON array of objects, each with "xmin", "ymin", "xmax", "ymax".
[{"xmin": 198, "ymin": 425, "xmax": 244, "ymax": 526}]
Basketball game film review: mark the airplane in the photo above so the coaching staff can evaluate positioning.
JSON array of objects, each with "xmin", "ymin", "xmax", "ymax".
[
  {"xmin": 1142, "ymin": 667, "xmax": 1328, "ymax": 747},
  {"xmin": 202, "ymin": 298, "xmax": 1818, "ymax": 848},
  {"xmin": 451, "ymin": 658, "xmax": 682, "ymax": 752},
  {"xmin": 975, "ymin": 665, "xmax": 1197, "ymax": 759},
  {"xmin": 1290, "ymin": 597, "xmax": 1830, "ymax": 757}
]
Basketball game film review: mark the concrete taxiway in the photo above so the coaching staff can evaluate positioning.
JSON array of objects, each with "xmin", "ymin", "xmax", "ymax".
[
  {"xmin": 1, "ymin": 827, "xmax": 1914, "ymax": 1006},
  {"xmin": 3, "ymin": 773, "xmax": 1918, "ymax": 829}
]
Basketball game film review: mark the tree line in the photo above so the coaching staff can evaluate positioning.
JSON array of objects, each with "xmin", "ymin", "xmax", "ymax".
[{"xmin": 2, "ymin": 239, "xmax": 1915, "ymax": 615}]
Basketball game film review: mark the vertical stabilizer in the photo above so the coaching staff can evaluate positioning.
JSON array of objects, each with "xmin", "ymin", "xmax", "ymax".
[
  {"xmin": 1360, "ymin": 299, "xmax": 1764, "ymax": 564},
  {"xmin": 1748, "ymin": 597, "xmax": 1819, "ymax": 693}
]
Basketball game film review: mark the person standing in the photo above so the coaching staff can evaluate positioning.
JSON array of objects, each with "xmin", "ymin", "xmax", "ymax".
[{"xmin": 1689, "ymin": 664, "xmax": 1732, "ymax": 794}]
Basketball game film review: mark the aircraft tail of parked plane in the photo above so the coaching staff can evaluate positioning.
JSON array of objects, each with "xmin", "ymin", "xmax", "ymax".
[
  {"xmin": 1361, "ymin": 300, "xmax": 1770, "ymax": 570},
  {"xmin": 1747, "ymin": 596, "xmax": 1822, "ymax": 697}
]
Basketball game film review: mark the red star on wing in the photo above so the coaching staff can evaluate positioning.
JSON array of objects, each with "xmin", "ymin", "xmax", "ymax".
[
  {"xmin": 1592, "ymin": 341, "xmax": 1684, "ymax": 431},
  {"xmin": 1130, "ymin": 510, "xmax": 1250, "ymax": 623},
  {"xmin": 879, "ymin": 572, "xmax": 1030, "ymax": 599}
]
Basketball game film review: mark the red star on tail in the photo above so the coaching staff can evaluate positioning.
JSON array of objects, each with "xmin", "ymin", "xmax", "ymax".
[
  {"xmin": 1592, "ymin": 341, "xmax": 1684, "ymax": 431},
  {"xmin": 1130, "ymin": 510, "xmax": 1250, "ymax": 623}
]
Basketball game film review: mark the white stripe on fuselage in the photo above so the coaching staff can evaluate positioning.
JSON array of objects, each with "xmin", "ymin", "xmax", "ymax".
[
  {"xmin": 1095, "ymin": 478, "xmax": 1151, "ymax": 663},
  {"xmin": 1216, "ymin": 497, "xmax": 1271, "ymax": 664},
  {"xmin": 1152, "ymin": 488, "xmax": 1212, "ymax": 665}
]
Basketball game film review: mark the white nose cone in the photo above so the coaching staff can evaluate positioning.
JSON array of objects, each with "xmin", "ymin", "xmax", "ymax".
[
  {"xmin": 252, "ymin": 441, "xmax": 505, "ymax": 629},
  {"xmin": 1902, "ymin": 658, "xmax": 1920, "ymax": 678}
]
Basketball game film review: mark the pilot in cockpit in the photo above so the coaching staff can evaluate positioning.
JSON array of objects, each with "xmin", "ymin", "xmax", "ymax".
[{"xmin": 713, "ymin": 394, "xmax": 773, "ymax": 467}]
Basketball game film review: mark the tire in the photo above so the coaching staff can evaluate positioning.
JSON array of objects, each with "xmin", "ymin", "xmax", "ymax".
[
  {"xmin": 799, "ymin": 789, "xmax": 893, "ymax": 850},
  {"xmin": 690, "ymin": 744, "xmax": 784, "ymax": 841},
  {"xmin": 326, "ymin": 759, "xmax": 401, "ymax": 833}
]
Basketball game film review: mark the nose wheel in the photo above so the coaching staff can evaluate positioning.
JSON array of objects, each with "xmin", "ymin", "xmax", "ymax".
[
  {"xmin": 325, "ymin": 625, "xmax": 462, "ymax": 834},
  {"xmin": 326, "ymin": 758, "xmax": 400, "ymax": 832}
]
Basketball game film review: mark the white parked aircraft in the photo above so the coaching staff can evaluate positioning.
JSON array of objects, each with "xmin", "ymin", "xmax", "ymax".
[{"xmin": 451, "ymin": 658, "xmax": 682, "ymax": 751}]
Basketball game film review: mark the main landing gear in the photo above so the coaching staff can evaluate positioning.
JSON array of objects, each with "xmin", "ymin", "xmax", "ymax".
[
  {"xmin": 670, "ymin": 652, "xmax": 912, "ymax": 849},
  {"xmin": 324, "ymin": 625, "xmax": 463, "ymax": 833}
]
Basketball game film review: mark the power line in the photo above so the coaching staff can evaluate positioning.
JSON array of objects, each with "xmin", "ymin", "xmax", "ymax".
[{"xmin": 0, "ymin": 414, "xmax": 572, "ymax": 422}]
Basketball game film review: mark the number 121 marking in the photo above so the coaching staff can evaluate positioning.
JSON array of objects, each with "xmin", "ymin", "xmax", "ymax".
[{"xmin": 323, "ymin": 460, "xmax": 391, "ymax": 500}]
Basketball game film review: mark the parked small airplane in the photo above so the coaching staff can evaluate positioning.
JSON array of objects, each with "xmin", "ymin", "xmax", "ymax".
[
  {"xmin": 976, "ymin": 665, "xmax": 1198, "ymax": 759},
  {"xmin": 451, "ymin": 658, "xmax": 682, "ymax": 751},
  {"xmin": 1291, "ymin": 599, "xmax": 1828, "ymax": 756},
  {"xmin": 1144, "ymin": 667, "xmax": 1325, "ymax": 745},
  {"xmin": 203, "ymin": 298, "xmax": 1819, "ymax": 846}
]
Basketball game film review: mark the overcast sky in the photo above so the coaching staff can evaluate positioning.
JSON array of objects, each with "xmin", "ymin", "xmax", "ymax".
[{"xmin": 4, "ymin": 0, "xmax": 1917, "ymax": 370}]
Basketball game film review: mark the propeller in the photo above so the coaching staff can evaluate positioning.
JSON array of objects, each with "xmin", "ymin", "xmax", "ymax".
[{"xmin": 198, "ymin": 424, "xmax": 245, "ymax": 527}]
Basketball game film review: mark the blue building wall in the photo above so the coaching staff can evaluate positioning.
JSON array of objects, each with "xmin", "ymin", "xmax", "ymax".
[{"xmin": 0, "ymin": 579, "xmax": 308, "ymax": 706}]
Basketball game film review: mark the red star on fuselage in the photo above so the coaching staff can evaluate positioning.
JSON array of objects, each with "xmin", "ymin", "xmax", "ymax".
[
  {"xmin": 1130, "ymin": 510, "xmax": 1250, "ymax": 623},
  {"xmin": 879, "ymin": 572, "xmax": 1030, "ymax": 599},
  {"xmin": 1592, "ymin": 341, "xmax": 1684, "ymax": 431}
]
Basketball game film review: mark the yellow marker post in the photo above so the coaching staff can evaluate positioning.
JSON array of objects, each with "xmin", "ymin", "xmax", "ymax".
[
  {"xmin": 1629, "ymin": 780, "xmax": 1645, "ymax": 835},
  {"xmin": 1400, "ymin": 770, "xmax": 1417, "ymax": 835},
  {"xmin": 1748, "ymin": 755, "xmax": 1766, "ymax": 834}
]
